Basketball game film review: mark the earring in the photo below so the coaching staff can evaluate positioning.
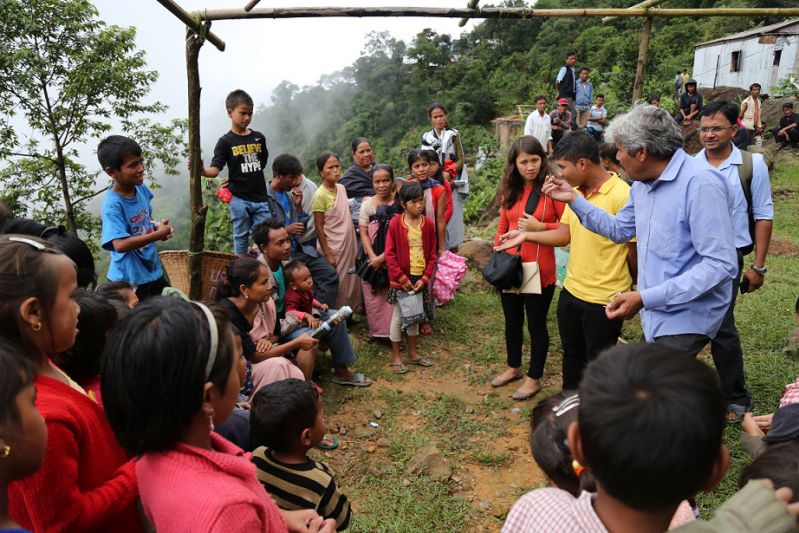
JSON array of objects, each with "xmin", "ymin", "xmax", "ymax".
[
  {"xmin": 208, "ymin": 414, "xmax": 215, "ymax": 432},
  {"xmin": 0, "ymin": 444, "xmax": 10, "ymax": 458},
  {"xmin": 31, "ymin": 322, "xmax": 42, "ymax": 332},
  {"xmin": 244, "ymin": 292, "xmax": 249, "ymax": 300},
  {"xmin": 572, "ymin": 459, "xmax": 585, "ymax": 477}
]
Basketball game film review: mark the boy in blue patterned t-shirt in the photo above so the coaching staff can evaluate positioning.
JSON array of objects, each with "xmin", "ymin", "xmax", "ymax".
[{"xmin": 99, "ymin": 135, "xmax": 173, "ymax": 300}]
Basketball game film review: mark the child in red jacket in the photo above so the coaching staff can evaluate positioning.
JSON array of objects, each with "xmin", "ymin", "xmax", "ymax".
[
  {"xmin": 1, "ymin": 235, "xmax": 143, "ymax": 533},
  {"xmin": 384, "ymin": 181, "xmax": 437, "ymax": 373}
]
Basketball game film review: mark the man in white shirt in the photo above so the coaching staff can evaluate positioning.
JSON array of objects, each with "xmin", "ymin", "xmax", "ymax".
[{"xmin": 524, "ymin": 95, "xmax": 553, "ymax": 153}]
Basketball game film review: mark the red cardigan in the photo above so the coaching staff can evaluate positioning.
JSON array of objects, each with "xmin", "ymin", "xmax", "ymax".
[
  {"xmin": 9, "ymin": 374, "xmax": 142, "ymax": 533},
  {"xmin": 405, "ymin": 178, "xmax": 453, "ymax": 223},
  {"xmin": 385, "ymin": 214, "xmax": 437, "ymax": 288},
  {"xmin": 495, "ymin": 185, "xmax": 565, "ymax": 288}
]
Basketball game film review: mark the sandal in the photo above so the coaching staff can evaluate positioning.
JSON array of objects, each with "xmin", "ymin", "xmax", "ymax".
[
  {"xmin": 390, "ymin": 361, "xmax": 408, "ymax": 374},
  {"xmin": 331, "ymin": 372, "xmax": 373, "ymax": 387},
  {"xmin": 420, "ymin": 323, "xmax": 433, "ymax": 336},
  {"xmin": 408, "ymin": 356, "xmax": 433, "ymax": 367},
  {"xmin": 726, "ymin": 402, "xmax": 752, "ymax": 425},
  {"xmin": 316, "ymin": 434, "xmax": 339, "ymax": 451},
  {"xmin": 491, "ymin": 371, "xmax": 523, "ymax": 388}
]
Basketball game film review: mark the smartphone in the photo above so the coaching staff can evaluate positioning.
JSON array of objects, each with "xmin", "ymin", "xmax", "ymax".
[{"xmin": 739, "ymin": 276, "xmax": 750, "ymax": 294}]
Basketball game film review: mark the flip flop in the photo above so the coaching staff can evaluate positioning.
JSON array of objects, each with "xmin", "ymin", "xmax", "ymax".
[
  {"xmin": 331, "ymin": 372, "xmax": 373, "ymax": 387},
  {"xmin": 490, "ymin": 372, "xmax": 523, "ymax": 388},
  {"xmin": 316, "ymin": 435, "xmax": 339, "ymax": 451},
  {"xmin": 390, "ymin": 361, "xmax": 408, "ymax": 374},
  {"xmin": 726, "ymin": 402, "xmax": 752, "ymax": 425},
  {"xmin": 408, "ymin": 356, "xmax": 433, "ymax": 367},
  {"xmin": 511, "ymin": 386, "xmax": 542, "ymax": 401},
  {"xmin": 420, "ymin": 323, "xmax": 433, "ymax": 336}
]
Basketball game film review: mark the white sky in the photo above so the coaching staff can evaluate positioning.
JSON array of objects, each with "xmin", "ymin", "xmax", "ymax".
[{"xmin": 93, "ymin": 0, "xmax": 477, "ymax": 119}]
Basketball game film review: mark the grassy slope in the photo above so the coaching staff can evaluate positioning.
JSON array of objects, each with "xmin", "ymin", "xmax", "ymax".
[{"xmin": 316, "ymin": 158, "xmax": 799, "ymax": 531}]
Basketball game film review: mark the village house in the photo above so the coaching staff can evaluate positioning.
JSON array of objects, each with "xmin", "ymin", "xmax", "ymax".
[{"xmin": 692, "ymin": 19, "xmax": 799, "ymax": 92}]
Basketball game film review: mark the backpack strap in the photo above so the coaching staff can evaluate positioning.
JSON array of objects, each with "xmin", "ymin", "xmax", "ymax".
[{"xmin": 737, "ymin": 149, "xmax": 756, "ymax": 255}]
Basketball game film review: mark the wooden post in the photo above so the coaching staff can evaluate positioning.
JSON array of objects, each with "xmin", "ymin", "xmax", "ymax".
[
  {"xmin": 632, "ymin": 16, "xmax": 653, "ymax": 105},
  {"xmin": 186, "ymin": 28, "xmax": 208, "ymax": 300}
]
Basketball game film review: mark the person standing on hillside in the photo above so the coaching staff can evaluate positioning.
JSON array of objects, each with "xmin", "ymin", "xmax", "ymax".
[
  {"xmin": 340, "ymin": 137, "xmax": 376, "ymax": 228},
  {"xmin": 740, "ymin": 83, "xmax": 765, "ymax": 146},
  {"xmin": 695, "ymin": 101, "xmax": 774, "ymax": 423},
  {"xmin": 555, "ymin": 51, "xmax": 577, "ymax": 113},
  {"xmin": 524, "ymin": 96, "xmax": 553, "ymax": 154},
  {"xmin": 421, "ymin": 103, "xmax": 469, "ymax": 251},
  {"xmin": 574, "ymin": 67, "xmax": 593, "ymax": 128}
]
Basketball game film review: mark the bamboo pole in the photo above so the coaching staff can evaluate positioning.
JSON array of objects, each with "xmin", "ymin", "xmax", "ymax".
[
  {"xmin": 459, "ymin": 0, "xmax": 479, "ymax": 27},
  {"xmin": 602, "ymin": 0, "xmax": 669, "ymax": 23},
  {"xmin": 197, "ymin": 7, "xmax": 799, "ymax": 21},
  {"xmin": 244, "ymin": 0, "xmax": 262, "ymax": 12},
  {"xmin": 186, "ymin": 29, "xmax": 208, "ymax": 300},
  {"xmin": 156, "ymin": 0, "xmax": 226, "ymax": 51},
  {"xmin": 632, "ymin": 16, "xmax": 653, "ymax": 104}
]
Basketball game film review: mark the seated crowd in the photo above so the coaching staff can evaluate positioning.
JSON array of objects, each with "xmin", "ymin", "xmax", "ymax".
[{"xmin": 1, "ymin": 85, "xmax": 798, "ymax": 533}]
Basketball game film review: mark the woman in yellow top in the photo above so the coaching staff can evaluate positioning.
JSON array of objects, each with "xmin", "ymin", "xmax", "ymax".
[{"xmin": 312, "ymin": 152, "xmax": 362, "ymax": 311}]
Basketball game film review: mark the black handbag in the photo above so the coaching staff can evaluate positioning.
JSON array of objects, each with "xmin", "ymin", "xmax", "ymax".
[
  {"xmin": 481, "ymin": 186, "xmax": 542, "ymax": 290},
  {"xmin": 354, "ymin": 204, "xmax": 396, "ymax": 289}
]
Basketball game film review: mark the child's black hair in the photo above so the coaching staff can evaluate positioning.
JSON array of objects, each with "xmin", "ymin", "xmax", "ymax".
[
  {"xmin": 272, "ymin": 154, "xmax": 303, "ymax": 177},
  {"xmin": 784, "ymin": 102, "xmax": 795, "ymax": 110},
  {"xmin": 530, "ymin": 393, "xmax": 595, "ymax": 496},
  {"xmin": 739, "ymin": 440, "xmax": 799, "ymax": 503},
  {"xmin": 648, "ymin": 95, "xmax": 661, "ymax": 105},
  {"xmin": 534, "ymin": 95, "xmax": 547, "ymax": 104},
  {"xmin": 316, "ymin": 151, "xmax": 340, "ymax": 174},
  {"xmin": 0, "ymin": 235, "xmax": 67, "ymax": 349},
  {"xmin": 251, "ymin": 217, "xmax": 286, "ymax": 248},
  {"xmin": 41, "ymin": 226, "xmax": 96, "ymax": 289},
  {"xmin": 371, "ymin": 164, "xmax": 394, "ymax": 182},
  {"xmin": 101, "ymin": 297, "xmax": 235, "ymax": 455},
  {"xmin": 97, "ymin": 135, "xmax": 142, "ymax": 171},
  {"xmin": 250, "ymin": 378, "xmax": 320, "ymax": 453},
  {"xmin": 0, "ymin": 338, "xmax": 36, "ymax": 432},
  {"xmin": 599, "ymin": 143, "xmax": 620, "ymax": 167},
  {"xmin": 398, "ymin": 181, "xmax": 423, "ymax": 204},
  {"xmin": 407, "ymin": 149, "xmax": 431, "ymax": 170},
  {"xmin": 51, "ymin": 291, "xmax": 117, "ymax": 383},
  {"xmin": 283, "ymin": 260, "xmax": 308, "ymax": 285},
  {"xmin": 216, "ymin": 257, "xmax": 265, "ymax": 300},
  {"xmin": 596, "ymin": 93, "xmax": 605, "ymax": 100},
  {"xmin": 579, "ymin": 343, "xmax": 725, "ymax": 512},
  {"xmin": 749, "ymin": 83, "xmax": 762, "ymax": 91},
  {"xmin": 552, "ymin": 131, "xmax": 600, "ymax": 165},
  {"xmin": 225, "ymin": 89, "xmax": 253, "ymax": 110},
  {"xmin": 95, "ymin": 281, "xmax": 134, "ymax": 305}
]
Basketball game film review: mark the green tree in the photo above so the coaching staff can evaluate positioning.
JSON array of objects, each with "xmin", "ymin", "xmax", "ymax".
[{"xmin": 0, "ymin": 0, "xmax": 186, "ymax": 237}]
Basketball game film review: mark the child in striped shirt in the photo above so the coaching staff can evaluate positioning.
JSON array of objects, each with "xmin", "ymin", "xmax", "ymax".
[{"xmin": 250, "ymin": 379, "xmax": 352, "ymax": 531}]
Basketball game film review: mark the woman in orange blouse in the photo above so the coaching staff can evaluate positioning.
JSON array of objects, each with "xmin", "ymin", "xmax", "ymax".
[{"xmin": 492, "ymin": 136, "xmax": 565, "ymax": 400}]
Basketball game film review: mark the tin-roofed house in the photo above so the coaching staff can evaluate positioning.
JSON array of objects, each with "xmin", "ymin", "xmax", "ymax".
[{"xmin": 692, "ymin": 19, "xmax": 799, "ymax": 91}]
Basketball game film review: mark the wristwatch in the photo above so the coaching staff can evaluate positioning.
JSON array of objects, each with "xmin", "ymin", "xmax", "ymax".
[{"xmin": 751, "ymin": 265, "xmax": 767, "ymax": 276}]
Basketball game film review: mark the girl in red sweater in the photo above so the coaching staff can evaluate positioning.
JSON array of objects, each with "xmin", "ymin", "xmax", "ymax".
[
  {"xmin": 0, "ymin": 340, "xmax": 47, "ymax": 533},
  {"xmin": 101, "ymin": 297, "xmax": 335, "ymax": 533},
  {"xmin": 384, "ymin": 181, "xmax": 437, "ymax": 373},
  {"xmin": 0, "ymin": 235, "xmax": 143, "ymax": 533}
]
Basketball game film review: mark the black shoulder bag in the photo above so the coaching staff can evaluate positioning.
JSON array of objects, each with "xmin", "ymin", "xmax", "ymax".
[{"xmin": 482, "ymin": 187, "xmax": 542, "ymax": 290}]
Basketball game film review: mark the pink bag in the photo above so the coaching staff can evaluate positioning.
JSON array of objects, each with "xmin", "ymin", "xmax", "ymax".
[{"xmin": 433, "ymin": 250, "xmax": 468, "ymax": 305}]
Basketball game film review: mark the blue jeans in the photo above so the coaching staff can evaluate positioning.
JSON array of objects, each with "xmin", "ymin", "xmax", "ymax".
[
  {"xmin": 281, "ymin": 309, "xmax": 357, "ymax": 367},
  {"xmin": 229, "ymin": 196, "xmax": 272, "ymax": 254}
]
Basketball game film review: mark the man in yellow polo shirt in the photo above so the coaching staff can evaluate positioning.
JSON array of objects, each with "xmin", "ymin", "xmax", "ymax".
[{"xmin": 496, "ymin": 131, "xmax": 636, "ymax": 390}]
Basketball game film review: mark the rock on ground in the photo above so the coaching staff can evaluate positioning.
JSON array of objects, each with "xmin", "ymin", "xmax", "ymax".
[
  {"xmin": 405, "ymin": 445, "xmax": 453, "ymax": 482},
  {"xmin": 459, "ymin": 239, "xmax": 494, "ymax": 270}
]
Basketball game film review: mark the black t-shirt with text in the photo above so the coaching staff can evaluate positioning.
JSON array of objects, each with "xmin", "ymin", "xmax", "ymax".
[{"xmin": 211, "ymin": 130, "xmax": 269, "ymax": 202}]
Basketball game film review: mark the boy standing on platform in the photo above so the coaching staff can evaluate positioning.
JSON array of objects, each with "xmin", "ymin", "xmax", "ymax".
[{"xmin": 200, "ymin": 89, "xmax": 272, "ymax": 255}]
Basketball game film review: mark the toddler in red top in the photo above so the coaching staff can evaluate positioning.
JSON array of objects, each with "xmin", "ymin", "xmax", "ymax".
[{"xmin": 283, "ymin": 260, "xmax": 328, "ymax": 332}]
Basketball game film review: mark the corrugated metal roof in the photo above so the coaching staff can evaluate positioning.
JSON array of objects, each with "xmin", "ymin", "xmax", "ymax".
[{"xmin": 695, "ymin": 18, "xmax": 799, "ymax": 48}]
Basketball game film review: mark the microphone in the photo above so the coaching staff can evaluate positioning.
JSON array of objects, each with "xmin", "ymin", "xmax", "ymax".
[{"xmin": 309, "ymin": 306, "xmax": 352, "ymax": 339}]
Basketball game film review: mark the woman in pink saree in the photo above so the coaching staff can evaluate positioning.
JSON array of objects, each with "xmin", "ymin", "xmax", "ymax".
[
  {"xmin": 312, "ymin": 152, "xmax": 362, "ymax": 311},
  {"xmin": 357, "ymin": 164, "xmax": 399, "ymax": 338}
]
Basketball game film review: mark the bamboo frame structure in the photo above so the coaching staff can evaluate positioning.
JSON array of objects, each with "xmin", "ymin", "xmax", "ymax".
[
  {"xmin": 196, "ymin": 7, "xmax": 799, "ymax": 21},
  {"xmin": 154, "ymin": 0, "xmax": 799, "ymax": 296}
]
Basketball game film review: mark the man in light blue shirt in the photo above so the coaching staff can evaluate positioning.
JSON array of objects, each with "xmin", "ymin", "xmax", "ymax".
[
  {"xmin": 575, "ymin": 67, "xmax": 593, "ymax": 128},
  {"xmin": 539, "ymin": 105, "xmax": 738, "ymax": 352},
  {"xmin": 695, "ymin": 101, "xmax": 774, "ymax": 420}
]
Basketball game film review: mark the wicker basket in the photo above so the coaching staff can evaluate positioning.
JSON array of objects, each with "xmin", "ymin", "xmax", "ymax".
[{"xmin": 159, "ymin": 250, "xmax": 236, "ymax": 300}]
